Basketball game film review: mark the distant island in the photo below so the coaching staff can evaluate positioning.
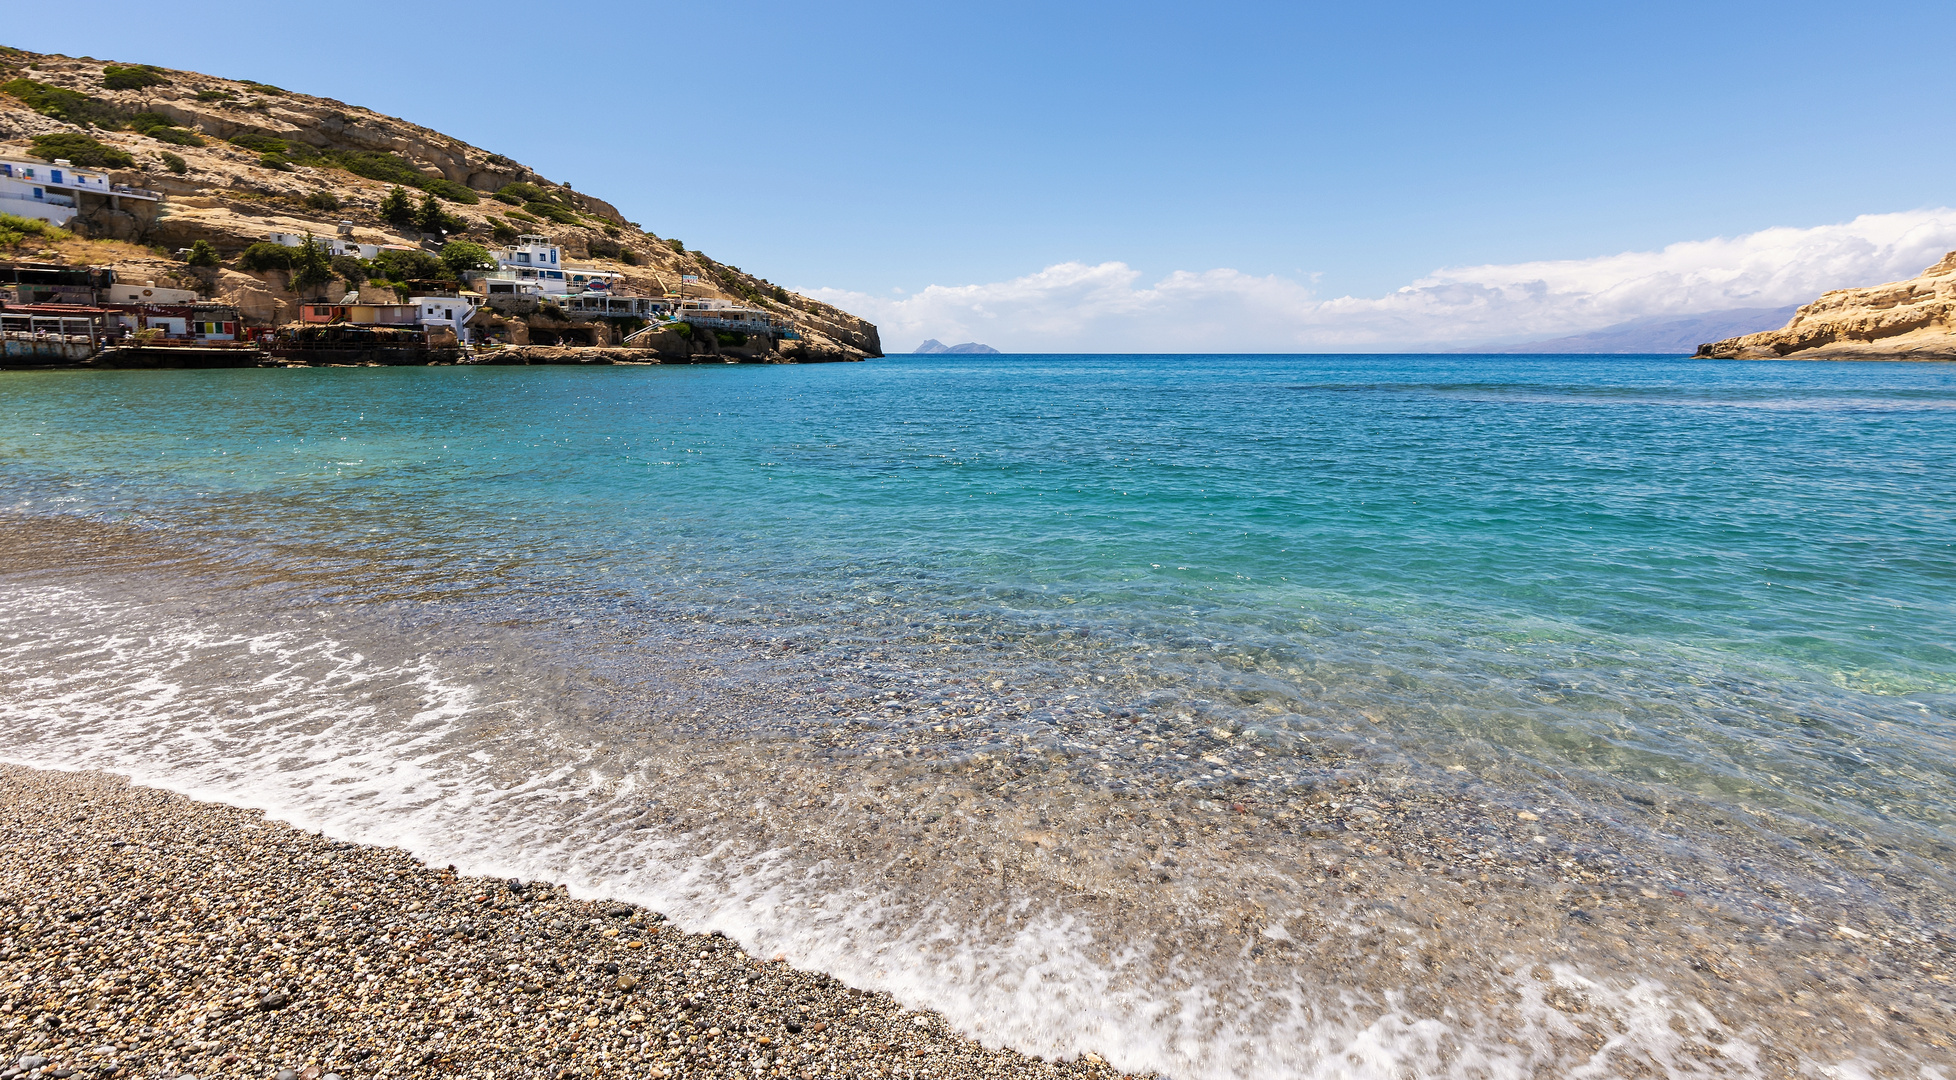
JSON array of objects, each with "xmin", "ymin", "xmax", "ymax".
[{"xmin": 914, "ymin": 339, "xmax": 999, "ymax": 355}]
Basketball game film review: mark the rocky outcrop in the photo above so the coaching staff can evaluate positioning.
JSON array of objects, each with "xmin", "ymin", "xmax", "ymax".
[
  {"xmin": 0, "ymin": 49, "xmax": 882, "ymax": 353},
  {"xmin": 1696, "ymin": 252, "xmax": 1956, "ymax": 360}
]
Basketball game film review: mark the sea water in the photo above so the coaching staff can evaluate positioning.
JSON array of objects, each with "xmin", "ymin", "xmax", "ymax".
[{"xmin": 1, "ymin": 355, "xmax": 1951, "ymax": 1077}]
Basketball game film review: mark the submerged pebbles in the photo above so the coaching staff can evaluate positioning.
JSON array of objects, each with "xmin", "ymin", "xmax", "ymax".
[{"xmin": 0, "ymin": 766, "xmax": 1137, "ymax": 1080}]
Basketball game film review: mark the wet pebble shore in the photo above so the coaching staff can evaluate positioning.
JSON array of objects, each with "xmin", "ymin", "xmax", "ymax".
[{"xmin": 0, "ymin": 765, "xmax": 1138, "ymax": 1080}]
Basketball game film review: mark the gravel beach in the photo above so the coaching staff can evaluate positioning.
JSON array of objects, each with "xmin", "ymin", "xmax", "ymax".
[{"xmin": 0, "ymin": 765, "xmax": 1138, "ymax": 1080}]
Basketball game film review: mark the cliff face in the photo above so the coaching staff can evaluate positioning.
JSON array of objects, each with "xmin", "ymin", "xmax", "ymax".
[
  {"xmin": 1696, "ymin": 252, "xmax": 1956, "ymax": 361},
  {"xmin": 0, "ymin": 48, "xmax": 881, "ymax": 358}
]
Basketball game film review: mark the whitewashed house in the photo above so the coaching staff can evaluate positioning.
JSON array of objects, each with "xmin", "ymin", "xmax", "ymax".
[{"xmin": 0, "ymin": 157, "xmax": 158, "ymax": 227}]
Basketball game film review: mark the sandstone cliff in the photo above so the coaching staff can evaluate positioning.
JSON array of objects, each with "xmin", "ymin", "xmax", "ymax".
[
  {"xmin": 0, "ymin": 48, "xmax": 881, "ymax": 359},
  {"xmin": 1696, "ymin": 252, "xmax": 1956, "ymax": 361}
]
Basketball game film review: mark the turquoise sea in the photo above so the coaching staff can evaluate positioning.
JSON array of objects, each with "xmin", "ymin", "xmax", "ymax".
[{"xmin": 2, "ymin": 355, "xmax": 1952, "ymax": 1078}]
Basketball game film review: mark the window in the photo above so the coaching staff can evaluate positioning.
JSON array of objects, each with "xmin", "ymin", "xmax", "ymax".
[{"xmin": 50, "ymin": 170, "xmax": 62, "ymax": 184}]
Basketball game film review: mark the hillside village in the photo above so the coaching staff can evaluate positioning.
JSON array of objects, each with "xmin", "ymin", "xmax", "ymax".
[{"xmin": 0, "ymin": 47, "xmax": 882, "ymax": 367}]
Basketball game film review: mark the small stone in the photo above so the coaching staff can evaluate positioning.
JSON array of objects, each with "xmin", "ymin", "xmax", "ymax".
[
  {"xmin": 616, "ymin": 974, "xmax": 638, "ymax": 991},
  {"xmin": 276, "ymin": 1070, "xmax": 299, "ymax": 1080},
  {"xmin": 1517, "ymin": 811, "xmax": 1539, "ymax": 821},
  {"xmin": 17, "ymin": 1058, "xmax": 46, "ymax": 1071}
]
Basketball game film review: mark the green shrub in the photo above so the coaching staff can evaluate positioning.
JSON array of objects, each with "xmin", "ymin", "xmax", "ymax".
[
  {"xmin": 159, "ymin": 151, "xmax": 187, "ymax": 174},
  {"xmin": 194, "ymin": 89, "xmax": 235, "ymax": 102},
  {"xmin": 619, "ymin": 247, "xmax": 641, "ymax": 266},
  {"xmin": 28, "ymin": 132, "xmax": 134, "ymax": 168},
  {"xmin": 240, "ymin": 81, "xmax": 284, "ymax": 95},
  {"xmin": 237, "ymin": 242, "xmax": 295, "ymax": 272},
  {"xmin": 130, "ymin": 112, "xmax": 203, "ymax": 146},
  {"xmin": 493, "ymin": 181, "xmax": 545, "ymax": 203},
  {"xmin": 525, "ymin": 201, "xmax": 579, "ymax": 225},
  {"xmin": 715, "ymin": 331, "xmax": 747, "ymax": 347},
  {"xmin": 503, "ymin": 209, "xmax": 537, "ymax": 223},
  {"xmin": 228, "ymin": 132, "xmax": 287, "ymax": 154},
  {"xmin": 371, "ymin": 247, "xmax": 443, "ymax": 282},
  {"xmin": 330, "ymin": 255, "xmax": 367, "ymax": 286},
  {"xmin": 329, "ymin": 148, "xmax": 424, "ymax": 185},
  {"xmin": 184, "ymin": 239, "xmax": 219, "ymax": 267},
  {"xmin": 3, "ymin": 78, "xmax": 126, "ymax": 127},
  {"xmin": 258, "ymin": 152, "xmax": 291, "ymax": 171},
  {"xmin": 586, "ymin": 236, "xmax": 622, "ymax": 260},
  {"xmin": 102, "ymin": 64, "xmax": 169, "ymax": 91},
  {"xmin": 440, "ymin": 240, "xmax": 495, "ymax": 276},
  {"xmin": 0, "ymin": 211, "xmax": 73, "ymax": 241},
  {"xmin": 304, "ymin": 190, "xmax": 341, "ymax": 211},
  {"xmin": 419, "ymin": 176, "xmax": 478, "ymax": 204},
  {"xmin": 667, "ymin": 321, "xmax": 692, "ymax": 339},
  {"xmin": 489, "ymin": 219, "xmax": 519, "ymax": 243},
  {"xmin": 666, "ymin": 238, "xmax": 684, "ymax": 254}
]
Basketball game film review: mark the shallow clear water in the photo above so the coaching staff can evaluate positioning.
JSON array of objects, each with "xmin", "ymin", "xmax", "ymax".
[{"xmin": 1, "ymin": 356, "xmax": 1952, "ymax": 1077}]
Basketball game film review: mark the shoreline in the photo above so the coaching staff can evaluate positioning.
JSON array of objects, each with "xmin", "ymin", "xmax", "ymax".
[{"xmin": 0, "ymin": 764, "xmax": 1135, "ymax": 1080}]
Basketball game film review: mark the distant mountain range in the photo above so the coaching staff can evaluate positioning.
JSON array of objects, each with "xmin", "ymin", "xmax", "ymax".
[
  {"xmin": 914, "ymin": 339, "xmax": 1001, "ymax": 355},
  {"xmin": 1460, "ymin": 306, "xmax": 1801, "ymax": 354}
]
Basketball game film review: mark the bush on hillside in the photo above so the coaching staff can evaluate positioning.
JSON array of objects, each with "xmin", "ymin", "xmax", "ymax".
[
  {"xmin": 489, "ymin": 219, "xmax": 519, "ymax": 243},
  {"xmin": 158, "ymin": 151, "xmax": 187, "ymax": 174},
  {"xmin": 236, "ymin": 242, "xmax": 295, "ymax": 272},
  {"xmin": 102, "ymin": 64, "xmax": 169, "ymax": 91},
  {"xmin": 304, "ymin": 190, "xmax": 340, "ymax": 211},
  {"xmin": 129, "ymin": 111, "xmax": 203, "ymax": 146},
  {"xmin": 503, "ymin": 209, "xmax": 537, "ymax": 223},
  {"xmin": 330, "ymin": 255, "xmax": 366, "ymax": 286},
  {"xmin": 586, "ymin": 236, "xmax": 622, "ymax": 260},
  {"xmin": 259, "ymin": 152, "xmax": 292, "ymax": 171},
  {"xmin": 2, "ymin": 78, "xmax": 126, "ymax": 127},
  {"xmin": 666, "ymin": 238, "xmax": 684, "ymax": 254},
  {"xmin": 619, "ymin": 247, "xmax": 641, "ymax": 266},
  {"xmin": 419, "ymin": 176, "xmax": 478, "ymax": 204},
  {"xmin": 0, "ymin": 212, "xmax": 74, "ymax": 251},
  {"xmin": 525, "ymin": 201, "xmax": 579, "ymax": 225},
  {"xmin": 228, "ymin": 132, "xmax": 287, "ymax": 154},
  {"xmin": 28, "ymin": 132, "xmax": 134, "ymax": 168},
  {"xmin": 240, "ymin": 81, "xmax": 284, "ymax": 95},
  {"xmin": 491, "ymin": 181, "xmax": 545, "ymax": 205},
  {"xmin": 194, "ymin": 89, "xmax": 235, "ymax": 102},
  {"xmin": 184, "ymin": 239, "xmax": 220, "ymax": 267},
  {"xmin": 439, "ymin": 240, "xmax": 495, "ymax": 276},
  {"xmin": 371, "ymin": 247, "xmax": 443, "ymax": 283}
]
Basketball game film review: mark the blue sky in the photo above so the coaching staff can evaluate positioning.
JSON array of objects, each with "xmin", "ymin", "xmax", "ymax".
[{"xmin": 8, "ymin": 1, "xmax": 1956, "ymax": 349}]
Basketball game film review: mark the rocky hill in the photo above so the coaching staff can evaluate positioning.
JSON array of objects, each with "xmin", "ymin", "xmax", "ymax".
[
  {"xmin": 1695, "ymin": 251, "xmax": 1956, "ymax": 361},
  {"xmin": 0, "ymin": 47, "xmax": 880, "ymax": 360}
]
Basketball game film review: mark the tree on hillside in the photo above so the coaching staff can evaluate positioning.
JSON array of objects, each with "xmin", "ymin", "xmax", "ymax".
[
  {"xmin": 380, "ymin": 186, "xmax": 415, "ymax": 229},
  {"xmin": 184, "ymin": 240, "xmax": 219, "ymax": 267},
  {"xmin": 414, "ymin": 191, "xmax": 448, "ymax": 235},
  {"xmin": 289, "ymin": 234, "xmax": 336, "ymax": 295}
]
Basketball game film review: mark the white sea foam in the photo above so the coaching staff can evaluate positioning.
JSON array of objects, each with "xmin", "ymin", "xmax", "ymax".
[{"xmin": 0, "ymin": 583, "xmax": 1895, "ymax": 1079}]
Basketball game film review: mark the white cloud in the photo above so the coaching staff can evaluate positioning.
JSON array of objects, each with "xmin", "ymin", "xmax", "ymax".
[{"xmin": 802, "ymin": 208, "xmax": 1956, "ymax": 352}]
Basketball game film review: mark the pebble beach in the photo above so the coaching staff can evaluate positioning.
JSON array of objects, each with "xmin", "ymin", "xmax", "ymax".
[{"xmin": 0, "ymin": 765, "xmax": 1136, "ymax": 1080}]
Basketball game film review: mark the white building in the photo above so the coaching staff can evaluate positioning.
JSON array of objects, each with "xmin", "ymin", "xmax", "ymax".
[
  {"xmin": 267, "ymin": 231, "xmax": 414, "ymax": 261},
  {"xmin": 0, "ymin": 157, "xmax": 158, "ymax": 227},
  {"xmin": 411, "ymin": 293, "xmax": 483, "ymax": 334},
  {"xmin": 488, "ymin": 234, "xmax": 569, "ymax": 294}
]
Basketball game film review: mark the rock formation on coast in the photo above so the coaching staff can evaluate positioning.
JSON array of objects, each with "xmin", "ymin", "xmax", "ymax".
[
  {"xmin": 0, "ymin": 47, "xmax": 881, "ymax": 360},
  {"xmin": 1696, "ymin": 251, "xmax": 1956, "ymax": 360}
]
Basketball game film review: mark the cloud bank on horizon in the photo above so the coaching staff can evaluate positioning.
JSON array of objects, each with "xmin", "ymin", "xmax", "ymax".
[{"xmin": 803, "ymin": 209, "xmax": 1956, "ymax": 353}]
